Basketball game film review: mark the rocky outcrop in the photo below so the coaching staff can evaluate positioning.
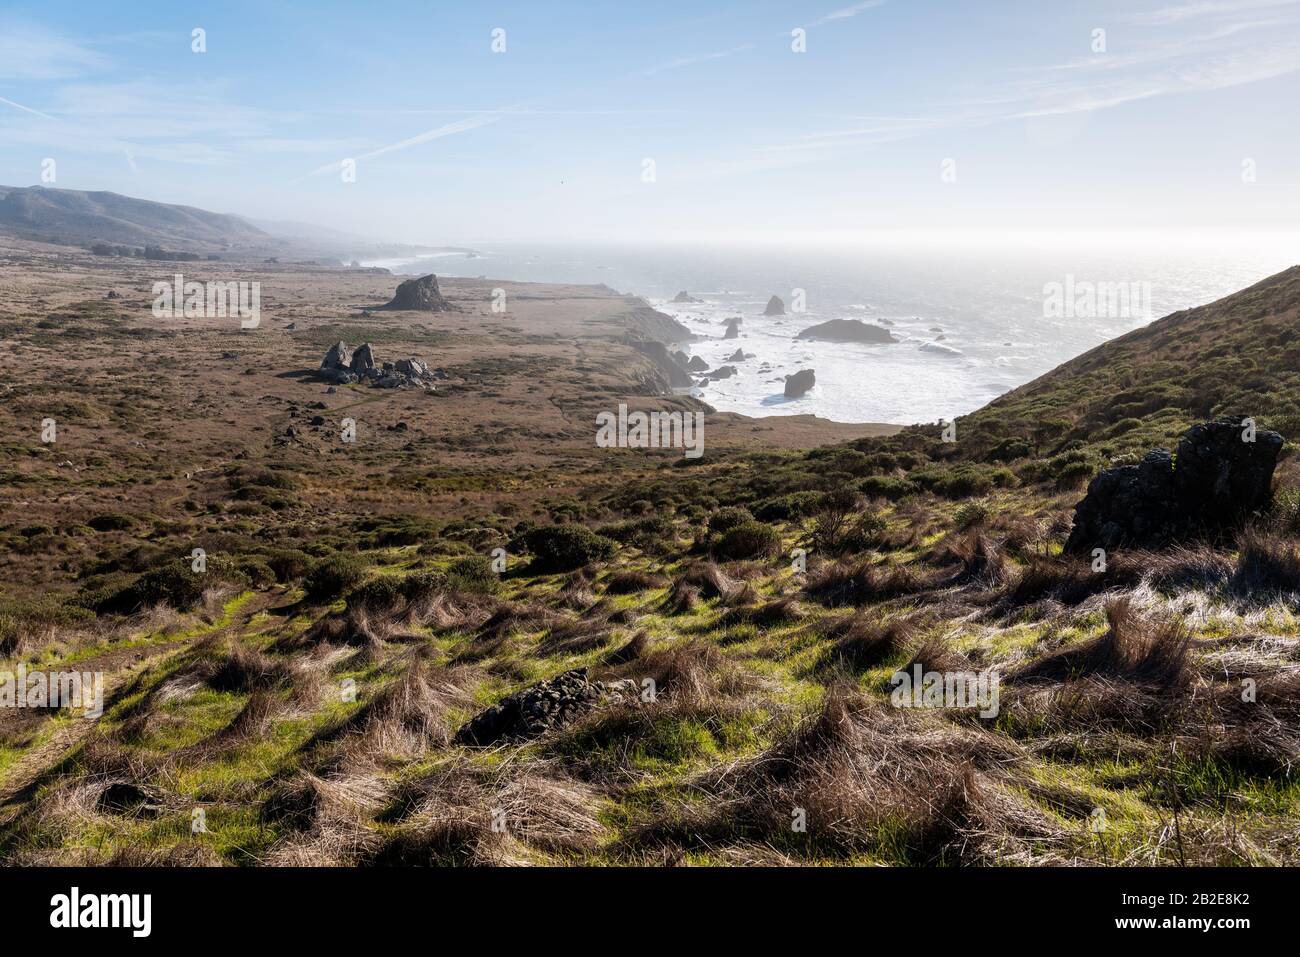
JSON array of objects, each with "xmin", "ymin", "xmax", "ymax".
[
  {"xmin": 784, "ymin": 368, "xmax": 816, "ymax": 397},
  {"xmin": 316, "ymin": 341, "xmax": 437, "ymax": 390},
  {"xmin": 620, "ymin": 303, "xmax": 696, "ymax": 344},
  {"xmin": 723, "ymin": 318, "xmax": 740, "ymax": 340},
  {"xmin": 454, "ymin": 669, "xmax": 639, "ymax": 745},
  {"xmin": 1064, "ymin": 417, "xmax": 1284, "ymax": 553},
  {"xmin": 704, "ymin": 365, "xmax": 738, "ymax": 381},
  {"xmin": 764, "ymin": 295, "xmax": 785, "ymax": 316},
  {"xmin": 726, "ymin": 349, "xmax": 751, "ymax": 362},
  {"xmin": 380, "ymin": 273, "xmax": 450, "ymax": 311},
  {"xmin": 672, "ymin": 290, "xmax": 700, "ymax": 303},
  {"xmin": 627, "ymin": 339, "xmax": 694, "ymax": 389},
  {"xmin": 686, "ymin": 355, "xmax": 709, "ymax": 371},
  {"xmin": 796, "ymin": 318, "xmax": 897, "ymax": 344}
]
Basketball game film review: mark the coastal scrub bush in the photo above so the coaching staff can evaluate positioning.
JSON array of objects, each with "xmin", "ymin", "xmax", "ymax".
[
  {"xmin": 715, "ymin": 521, "xmax": 782, "ymax": 561},
  {"xmin": 602, "ymin": 514, "xmax": 675, "ymax": 550},
  {"xmin": 1054, "ymin": 459, "xmax": 1096, "ymax": 491},
  {"xmin": 859, "ymin": 475, "xmax": 918, "ymax": 502},
  {"xmin": 707, "ymin": 507, "xmax": 756, "ymax": 535},
  {"xmin": 985, "ymin": 438, "xmax": 1032, "ymax": 463},
  {"xmin": 304, "ymin": 553, "xmax": 367, "ymax": 601},
  {"xmin": 910, "ymin": 464, "xmax": 1002, "ymax": 499},
  {"xmin": 809, "ymin": 488, "xmax": 886, "ymax": 555},
  {"xmin": 96, "ymin": 557, "xmax": 249, "ymax": 613},
  {"xmin": 86, "ymin": 512, "xmax": 135, "ymax": 532},
  {"xmin": 754, "ymin": 491, "xmax": 825, "ymax": 521},
  {"xmin": 264, "ymin": 548, "xmax": 313, "ymax": 583},
  {"xmin": 520, "ymin": 524, "xmax": 618, "ymax": 571},
  {"xmin": 447, "ymin": 555, "xmax": 499, "ymax": 593},
  {"xmin": 954, "ymin": 499, "xmax": 991, "ymax": 530}
]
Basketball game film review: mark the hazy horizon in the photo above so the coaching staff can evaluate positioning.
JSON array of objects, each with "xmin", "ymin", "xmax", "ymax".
[{"xmin": 4, "ymin": 0, "xmax": 1300, "ymax": 246}]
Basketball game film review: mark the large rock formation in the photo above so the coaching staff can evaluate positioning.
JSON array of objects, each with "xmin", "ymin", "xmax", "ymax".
[
  {"xmin": 1064, "ymin": 417, "xmax": 1283, "ymax": 553},
  {"xmin": 784, "ymin": 368, "xmax": 816, "ymax": 398},
  {"xmin": 380, "ymin": 273, "xmax": 449, "ymax": 311},
  {"xmin": 316, "ymin": 341, "xmax": 437, "ymax": 390},
  {"xmin": 672, "ymin": 290, "xmax": 701, "ymax": 303},
  {"xmin": 796, "ymin": 318, "xmax": 897, "ymax": 344},
  {"xmin": 764, "ymin": 295, "xmax": 785, "ymax": 316}
]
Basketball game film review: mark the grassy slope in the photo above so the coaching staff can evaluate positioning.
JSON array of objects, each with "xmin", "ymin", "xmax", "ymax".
[{"xmin": 3, "ymin": 267, "xmax": 1300, "ymax": 866}]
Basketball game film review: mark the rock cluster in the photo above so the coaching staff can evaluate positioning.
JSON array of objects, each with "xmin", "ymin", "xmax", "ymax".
[
  {"xmin": 318, "ymin": 340, "xmax": 441, "ymax": 389},
  {"xmin": 700, "ymin": 365, "xmax": 738, "ymax": 383},
  {"xmin": 380, "ymin": 273, "xmax": 450, "ymax": 311},
  {"xmin": 454, "ymin": 669, "xmax": 639, "ymax": 746},
  {"xmin": 1064, "ymin": 417, "xmax": 1284, "ymax": 553}
]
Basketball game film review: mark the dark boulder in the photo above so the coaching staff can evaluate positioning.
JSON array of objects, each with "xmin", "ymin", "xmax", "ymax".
[
  {"xmin": 1064, "ymin": 417, "xmax": 1283, "ymax": 553},
  {"xmin": 381, "ymin": 273, "xmax": 449, "ymax": 311},
  {"xmin": 764, "ymin": 295, "xmax": 785, "ymax": 316},
  {"xmin": 686, "ymin": 355, "xmax": 709, "ymax": 371},
  {"xmin": 672, "ymin": 290, "xmax": 700, "ymax": 303},
  {"xmin": 454, "ymin": 669, "xmax": 637, "ymax": 745},
  {"xmin": 784, "ymin": 368, "xmax": 816, "ymax": 398}
]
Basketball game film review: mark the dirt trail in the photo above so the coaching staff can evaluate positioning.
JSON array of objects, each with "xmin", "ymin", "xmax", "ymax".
[{"xmin": 0, "ymin": 589, "xmax": 284, "ymax": 820}]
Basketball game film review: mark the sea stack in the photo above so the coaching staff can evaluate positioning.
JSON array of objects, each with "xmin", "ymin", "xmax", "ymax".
[
  {"xmin": 796, "ymin": 318, "xmax": 897, "ymax": 344},
  {"xmin": 764, "ymin": 295, "xmax": 785, "ymax": 316},
  {"xmin": 672, "ymin": 291, "xmax": 700, "ymax": 303},
  {"xmin": 784, "ymin": 369, "xmax": 815, "ymax": 397},
  {"xmin": 381, "ymin": 274, "xmax": 450, "ymax": 311}
]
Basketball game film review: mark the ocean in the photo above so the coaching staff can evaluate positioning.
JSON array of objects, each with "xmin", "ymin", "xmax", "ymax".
[{"xmin": 362, "ymin": 235, "xmax": 1300, "ymax": 426}]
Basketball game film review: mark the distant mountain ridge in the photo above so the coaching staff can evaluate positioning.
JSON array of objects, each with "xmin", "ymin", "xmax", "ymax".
[{"xmin": 0, "ymin": 185, "xmax": 274, "ymax": 253}]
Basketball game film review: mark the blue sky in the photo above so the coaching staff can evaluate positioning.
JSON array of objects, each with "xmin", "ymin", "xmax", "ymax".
[{"xmin": 1, "ymin": 0, "xmax": 1299, "ymax": 243}]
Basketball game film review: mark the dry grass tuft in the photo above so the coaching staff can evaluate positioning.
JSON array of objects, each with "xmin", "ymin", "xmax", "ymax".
[{"xmin": 1010, "ymin": 596, "xmax": 1191, "ymax": 689}]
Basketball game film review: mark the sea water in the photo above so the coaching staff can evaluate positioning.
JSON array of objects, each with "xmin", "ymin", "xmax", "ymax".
[{"xmin": 365, "ymin": 234, "xmax": 1300, "ymax": 425}]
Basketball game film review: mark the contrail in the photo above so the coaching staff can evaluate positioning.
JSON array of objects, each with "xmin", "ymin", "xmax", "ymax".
[{"xmin": 0, "ymin": 94, "xmax": 55, "ymax": 120}]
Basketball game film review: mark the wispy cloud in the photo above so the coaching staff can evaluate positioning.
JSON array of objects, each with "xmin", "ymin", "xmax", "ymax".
[
  {"xmin": 0, "ymin": 21, "xmax": 111, "ymax": 80},
  {"xmin": 811, "ymin": 0, "xmax": 888, "ymax": 26},
  {"xmin": 643, "ymin": 44, "xmax": 754, "ymax": 75},
  {"xmin": 306, "ymin": 113, "xmax": 502, "ymax": 177},
  {"xmin": 752, "ymin": 0, "xmax": 1300, "ymax": 166},
  {"xmin": 1124, "ymin": 0, "xmax": 1300, "ymax": 26}
]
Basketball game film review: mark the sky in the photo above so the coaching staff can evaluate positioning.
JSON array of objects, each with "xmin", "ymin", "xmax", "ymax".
[{"xmin": 1, "ymin": 0, "xmax": 1299, "ymax": 244}]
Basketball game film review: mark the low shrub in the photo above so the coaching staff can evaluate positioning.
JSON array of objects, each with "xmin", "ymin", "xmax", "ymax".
[
  {"xmin": 520, "ymin": 524, "xmax": 618, "ymax": 571},
  {"xmin": 714, "ymin": 521, "xmax": 782, "ymax": 561},
  {"xmin": 303, "ymin": 553, "xmax": 368, "ymax": 601}
]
